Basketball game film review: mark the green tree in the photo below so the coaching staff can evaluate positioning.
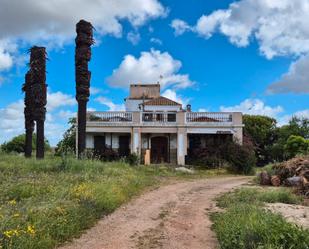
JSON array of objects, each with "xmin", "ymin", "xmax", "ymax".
[
  {"xmin": 272, "ymin": 116, "xmax": 309, "ymax": 161},
  {"xmin": 1, "ymin": 134, "xmax": 50, "ymax": 153},
  {"xmin": 284, "ymin": 135, "xmax": 309, "ymax": 158},
  {"xmin": 243, "ymin": 115, "xmax": 277, "ymax": 165},
  {"xmin": 55, "ymin": 118, "xmax": 76, "ymax": 155}
]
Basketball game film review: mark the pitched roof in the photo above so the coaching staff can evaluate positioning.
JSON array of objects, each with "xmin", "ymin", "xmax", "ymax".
[{"xmin": 143, "ymin": 96, "xmax": 182, "ymax": 106}]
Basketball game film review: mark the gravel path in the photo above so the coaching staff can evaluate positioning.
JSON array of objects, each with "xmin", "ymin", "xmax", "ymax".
[{"xmin": 60, "ymin": 176, "xmax": 250, "ymax": 249}]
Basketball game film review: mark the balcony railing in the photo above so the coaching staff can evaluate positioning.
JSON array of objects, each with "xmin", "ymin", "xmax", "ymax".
[
  {"xmin": 142, "ymin": 112, "xmax": 177, "ymax": 123},
  {"xmin": 87, "ymin": 112, "xmax": 132, "ymax": 122},
  {"xmin": 186, "ymin": 112, "xmax": 232, "ymax": 123}
]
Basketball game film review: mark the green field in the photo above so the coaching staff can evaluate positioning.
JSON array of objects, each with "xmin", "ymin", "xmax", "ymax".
[
  {"xmin": 212, "ymin": 187, "xmax": 309, "ymax": 249},
  {"xmin": 0, "ymin": 153, "xmax": 225, "ymax": 249}
]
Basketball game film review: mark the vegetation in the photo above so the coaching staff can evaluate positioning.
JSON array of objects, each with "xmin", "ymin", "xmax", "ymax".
[
  {"xmin": 285, "ymin": 135, "xmax": 309, "ymax": 158},
  {"xmin": 1, "ymin": 134, "xmax": 50, "ymax": 154},
  {"xmin": 0, "ymin": 153, "xmax": 222, "ymax": 249},
  {"xmin": 244, "ymin": 115, "xmax": 309, "ymax": 165},
  {"xmin": 55, "ymin": 118, "xmax": 76, "ymax": 155},
  {"xmin": 212, "ymin": 188, "xmax": 309, "ymax": 249},
  {"xmin": 188, "ymin": 140, "xmax": 256, "ymax": 175}
]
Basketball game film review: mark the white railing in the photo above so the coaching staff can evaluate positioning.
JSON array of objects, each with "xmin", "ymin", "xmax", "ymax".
[
  {"xmin": 87, "ymin": 112, "xmax": 132, "ymax": 122},
  {"xmin": 142, "ymin": 112, "xmax": 176, "ymax": 123},
  {"xmin": 186, "ymin": 112, "xmax": 232, "ymax": 123}
]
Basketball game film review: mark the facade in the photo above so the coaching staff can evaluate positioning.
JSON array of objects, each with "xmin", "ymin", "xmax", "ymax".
[{"xmin": 83, "ymin": 84, "xmax": 243, "ymax": 165}]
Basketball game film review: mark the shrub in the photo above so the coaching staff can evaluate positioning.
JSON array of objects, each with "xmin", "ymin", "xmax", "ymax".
[
  {"xmin": 125, "ymin": 153, "xmax": 140, "ymax": 166},
  {"xmin": 1, "ymin": 134, "xmax": 50, "ymax": 153},
  {"xmin": 285, "ymin": 135, "xmax": 309, "ymax": 158}
]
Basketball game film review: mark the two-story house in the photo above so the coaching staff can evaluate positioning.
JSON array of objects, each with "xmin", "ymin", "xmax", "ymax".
[{"xmin": 84, "ymin": 84, "xmax": 243, "ymax": 165}]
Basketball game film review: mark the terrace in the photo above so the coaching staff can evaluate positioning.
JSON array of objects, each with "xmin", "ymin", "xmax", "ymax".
[{"xmin": 86, "ymin": 111, "xmax": 238, "ymax": 127}]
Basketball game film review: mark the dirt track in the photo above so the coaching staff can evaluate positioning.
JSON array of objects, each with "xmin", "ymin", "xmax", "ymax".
[{"xmin": 60, "ymin": 177, "xmax": 250, "ymax": 249}]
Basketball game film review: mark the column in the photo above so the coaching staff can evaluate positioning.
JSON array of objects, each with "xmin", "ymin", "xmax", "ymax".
[
  {"xmin": 177, "ymin": 128, "xmax": 187, "ymax": 165},
  {"xmin": 132, "ymin": 128, "xmax": 141, "ymax": 155}
]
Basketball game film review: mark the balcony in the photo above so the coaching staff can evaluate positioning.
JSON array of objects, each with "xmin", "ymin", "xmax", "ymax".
[
  {"xmin": 86, "ymin": 111, "xmax": 240, "ymax": 127},
  {"xmin": 186, "ymin": 112, "xmax": 232, "ymax": 123},
  {"xmin": 87, "ymin": 112, "xmax": 133, "ymax": 123}
]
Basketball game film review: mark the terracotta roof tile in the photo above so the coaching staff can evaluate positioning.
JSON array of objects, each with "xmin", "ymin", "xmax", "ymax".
[{"xmin": 143, "ymin": 96, "xmax": 181, "ymax": 106}]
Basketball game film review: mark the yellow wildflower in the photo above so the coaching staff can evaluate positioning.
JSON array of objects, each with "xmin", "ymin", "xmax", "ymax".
[
  {"xmin": 8, "ymin": 200, "xmax": 16, "ymax": 205},
  {"xmin": 27, "ymin": 225, "xmax": 35, "ymax": 235},
  {"xmin": 13, "ymin": 213, "xmax": 20, "ymax": 218},
  {"xmin": 3, "ymin": 229, "xmax": 19, "ymax": 238}
]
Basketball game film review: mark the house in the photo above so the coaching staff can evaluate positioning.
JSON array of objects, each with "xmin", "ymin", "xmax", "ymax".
[{"xmin": 84, "ymin": 84, "xmax": 243, "ymax": 165}]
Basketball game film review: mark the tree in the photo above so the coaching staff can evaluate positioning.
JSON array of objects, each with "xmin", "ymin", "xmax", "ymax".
[
  {"xmin": 55, "ymin": 118, "xmax": 76, "ymax": 155},
  {"xmin": 243, "ymin": 115, "xmax": 277, "ymax": 165},
  {"xmin": 1, "ymin": 134, "xmax": 50, "ymax": 154},
  {"xmin": 284, "ymin": 135, "xmax": 309, "ymax": 158},
  {"xmin": 75, "ymin": 20, "xmax": 94, "ymax": 158}
]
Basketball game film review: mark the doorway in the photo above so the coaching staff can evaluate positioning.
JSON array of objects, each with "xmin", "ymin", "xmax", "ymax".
[
  {"xmin": 119, "ymin": 135, "xmax": 130, "ymax": 157},
  {"xmin": 151, "ymin": 136, "xmax": 168, "ymax": 164}
]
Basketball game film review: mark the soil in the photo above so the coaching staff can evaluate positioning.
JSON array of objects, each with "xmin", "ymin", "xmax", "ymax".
[
  {"xmin": 266, "ymin": 203, "xmax": 309, "ymax": 229},
  {"xmin": 59, "ymin": 177, "xmax": 250, "ymax": 249}
]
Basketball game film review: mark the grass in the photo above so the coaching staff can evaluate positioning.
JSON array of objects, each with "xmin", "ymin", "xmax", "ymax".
[
  {"xmin": 0, "ymin": 153, "xmax": 226, "ymax": 249},
  {"xmin": 212, "ymin": 187, "xmax": 309, "ymax": 249}
]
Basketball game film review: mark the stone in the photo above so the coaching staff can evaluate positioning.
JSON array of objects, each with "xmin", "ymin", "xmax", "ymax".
[{"xmin": 175, "ymin": 167, "xmax": 195, "ymax": 174}]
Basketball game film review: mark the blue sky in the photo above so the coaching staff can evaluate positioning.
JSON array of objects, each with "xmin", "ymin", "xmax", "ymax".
[{"xmin": 0, "ymin": 0, "xmax": 308, "ymax": 145}]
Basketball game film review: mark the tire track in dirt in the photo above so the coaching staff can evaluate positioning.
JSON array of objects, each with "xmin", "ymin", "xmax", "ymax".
[{"xmin": 60, "ymin": 177, "xmax": 250, "ymax": 249}]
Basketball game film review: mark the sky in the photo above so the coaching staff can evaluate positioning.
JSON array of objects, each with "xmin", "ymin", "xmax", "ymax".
[{"xmin": 0, "ymin": 0, "xmax": 309, "ymax": 146}]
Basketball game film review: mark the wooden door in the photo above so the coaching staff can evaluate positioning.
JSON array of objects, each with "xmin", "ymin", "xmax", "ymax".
[
  {"xmin": 119, "ymin": 135, "xmax": 130, "ymax": 157},
  {"xmin": 151, "ymin": 136, "xmax": 168, "ymax": 164},
  {"xmin": 94, "ymin": 136, "xmax": 105, "ymax": 155}
]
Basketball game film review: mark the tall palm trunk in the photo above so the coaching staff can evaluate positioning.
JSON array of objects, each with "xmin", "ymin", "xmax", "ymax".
[
  {"xmin": 23, "ymin": 46, "xmax": 47, "ymax": 159},
  {"xmin": 75, "ymin": 20, "xmax": 94, "ymax": 158}
]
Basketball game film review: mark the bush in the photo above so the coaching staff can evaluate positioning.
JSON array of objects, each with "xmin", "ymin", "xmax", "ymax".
[
  {"xmin": 285, "ymin": 135, "xmax": 309, "ymax": 158},
  {"xmin": 187, "ymin": 139, "xmax": 256, "ymax": 175},
  {"xmin": 125, "ymin": 153, "xmax": 140, "ymax": 166},
  {"xmin": 1, "ymin": 134, "xmax": 50, "ymax": 154}
]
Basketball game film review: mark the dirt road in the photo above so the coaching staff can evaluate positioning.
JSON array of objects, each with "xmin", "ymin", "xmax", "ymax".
[{"xmin": 60, "ymin": 177, "xmax": 250, "ymax": 249}]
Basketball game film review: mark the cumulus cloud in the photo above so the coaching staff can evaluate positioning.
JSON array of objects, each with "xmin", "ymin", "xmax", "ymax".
[
  {"xmin": 170, "ymin": 19, "xmax": 192, "ymax": 36},
  {"xmin": 220, "ymin": 98, "xmax": 283, "ymax": 117},
  {"xmin": 277, "ymin": 109, "xmax": 309, "ymax": 126},
  {"xmin": 127, "ymin": 31, "xmax": 141, "ymax": 45},
  {"xmin": 0, "ymin": 0, "xmax": 166, "ymax": 77},
  {"xmin": 0, "ymin": 0, "xmax": 166, "ymax": 42},
  {"xmin": 172, "ymin": 0, "xmax": 309, "ymax": 59},
  {"xmin": 47, "ymin": 92, "xmax": 75, "ymax": 111},
  {"xmin": 0, "ymin": 91, "xmax": 77, "ymax": 145},
  {"xmin": 95, "ymin": 96, "xmax": 125, "ymax": 111},
  {"xmin": 150, "ymin": 37, "xmax": 162, "ymax": 45},
  {"xmin": 268, "ymin": 55, "xmax": 309, "ymax": 94},
  {"xmin": 162, "ymin": 89, "xmax": 189, "ymax": 107},
  {"xmin": 107, "ymin": 49, "xmax": 194, "ymax": 89}
]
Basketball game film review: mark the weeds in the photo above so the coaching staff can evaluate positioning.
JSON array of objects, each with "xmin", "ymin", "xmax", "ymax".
[{"xmin": 212, "ymin": 187, "xmax": 309, "ymax": 249}]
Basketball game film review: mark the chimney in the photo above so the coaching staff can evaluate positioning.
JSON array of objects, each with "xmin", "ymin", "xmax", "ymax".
[{"xmin": 186, "ymin": 104, "xmax": 192, "ymax": 112}]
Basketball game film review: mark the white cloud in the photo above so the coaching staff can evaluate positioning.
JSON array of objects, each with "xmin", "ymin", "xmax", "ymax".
[
  {"xmin": 173, "ymin": 0, "xmax": 309, "ymax": 59},
  {"xmin": 127, "ymin": 31, "xmax": 141, "ymax": 45},
  {"xmin": 0, "ymin": 91, "xmax": 77, "ymax": 146},
  {"xmin": 47, "ymin": 92, "xmax": 75, "ymax": 111},
  {"xmin": 90, "ymin": 87, "xmax": 102, "ymax": 95},
  {"xmin": 107, "ymin": 49, "xmax": 194, "ymax": 89},
  {"xmin": 277, "ymin": 109, "xmax": 309, "ymax": 126},
  {"xmin": 0, "ymin": 0, "xmax": 166, "ymax": 72},
  {"xmin": 170, "ymin": 19, "xmax": 192, "ymax": 36},
  {"xmin": 198, "ymin": 108, "xmax": 208, "ymax": 112},
  {"xmin": 162, "ymin": 89, "xmax": 189, "ymax": 107},
  {"xmin": 220, "ymin": 98, "xmax": 283, "ymax": 117},
  {"xmin": 150, "ymin": 37, "xmax": 162, "ymax": 45},
  {"xmin": 0, "ymin": 0, "xmax": 166, "ymax": 42},
  {"xmin": 95, "ymin": 97, "xmax": 125, "ymax": 111},
  {"xmin": 268, "ymin": 55, "xmax": 309, "ymax": 94}
]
